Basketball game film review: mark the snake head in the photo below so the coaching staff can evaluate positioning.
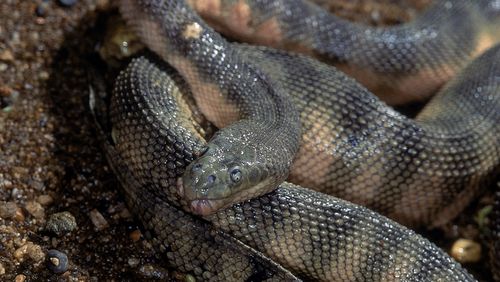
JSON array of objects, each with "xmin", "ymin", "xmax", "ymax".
[{"xmin": 178, "ymin": 136, "xmax": 272, "ymax": 216}]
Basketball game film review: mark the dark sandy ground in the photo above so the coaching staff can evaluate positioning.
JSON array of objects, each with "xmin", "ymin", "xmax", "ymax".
[{"xmin": 0, "ymin": 0, "xmax": 494, "ymax": 281}]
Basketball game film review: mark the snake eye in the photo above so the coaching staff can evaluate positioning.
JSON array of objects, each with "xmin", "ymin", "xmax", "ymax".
[{"xmin": 230, "ymin": 167, "xmax": 242, "ymax": 183}]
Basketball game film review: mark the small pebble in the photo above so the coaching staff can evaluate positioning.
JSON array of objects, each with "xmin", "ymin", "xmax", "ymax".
[
  {"xmin": 371, "ymin": 10, "xmax": 381, "ymax": 22},
  {"xmin": 450, "ymin": 238, "xmax": 481, "ymax": 263},
  {"xmin": 0, "ymin": 85, "xmax": 13, "ymax": 96},
  {"xmin": 37, "ymin": 194, "xmax": 53, "ymax": 206},
  {"xmin": 0, "ymin": 87, "xmax": 19, "ymax": 109},
  {"xmin": 14, "ymin": 208, "xmax": 25, "ymax": 222},
  {"xmin": 89, "ymin": 209, "xmax": 109, "ymax": 231},
  {"xmin": 0, "ymin": 262, "xmax": 5, "ymax": 275},
  {"xmin": 35, "ymin": 17, "xmax": 46, "ymax": 25},
  {"xmin": 0, "ymin": 226, "xmax": 15, "ymax": 238},
  {"xmin": 45, "ymin": 211, "xmax": 77, "ymax": 236},
  {"xmin": 24, "ymin": 83, "xmax": 33, "ymax": 90},
  {"xmin": 25, "ymin": 201, "xmax": 45, "ymax": 219},
  {"xmin": 51, "ymin": 237, "xmax": 59, "ymax": 248},
  {"xmin": 0, "ymin": 201, "xmax": 18, "ymax": 219},
  {"xmin": 138, "ymin": 264, "xmax": 169, "ymax": 280},
  {"xmin": 14, "ymin": 242, "xmax": 44, "ymax": 262},
  {"xmin": 58, "ymin": 0, "xmax": 77, "ymax": 7},
  {"xmin": 129, "ymin": 229, "xmax": 142, "ymax": 242},
  {"xmin": 15, "ymin": 274, "xmax": 26, "ymax": 282},
  {"xmin": 14, "ymin": 244, "xmax": 28, "ymax": 260},
  {"xmin": 128, "ymin": 257, "xmax": 139, "ymax": 267},
  {"xmin": 38, "ymin": 71, "xmax": 50, "ymax": 80},
  {"xmin": 11, "ymin": 32, "xmax": 20, "ymax": 45},
  {"xmin": 119, "ymin": 207, "xmax": 132, "ymax": 219},
  {"xmin": 46, "ymin": 249, "xmax": 69, "ymax": 274},
  {"xmin": 30, "ymin": 179, "xmax": 45, "ymax": 191},
  {"xmin": 27, "ymin": 243, "xmax": 45, "ymax": 263},
  {"xmin": 0, "ymin": 49, "xmax": 14, "ymax": 62},
  {"xmin": 96, "ymin": 0, "xmax": 110, "ymax": 11},
  {"xmin": 30, "ymin": 31, "xmax": 40, "ymax": 41},
  {"xmin": 35, "ymin": 3, "xmax": 48, "ymax": 17},
  {"xmin": 11, "ymin": 187, "xmax": 21, "ymax": 198}
]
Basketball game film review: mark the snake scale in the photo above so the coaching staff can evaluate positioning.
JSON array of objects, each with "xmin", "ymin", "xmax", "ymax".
[{"xmin": 88, "ymin": 0, "xmax": 500, "ymax": 281}]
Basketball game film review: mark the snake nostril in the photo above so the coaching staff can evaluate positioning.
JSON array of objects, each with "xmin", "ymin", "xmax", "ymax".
[
  {"xmin": 192, "ymin": 163, "xmax": 202, "ymax": 172},
  {"xmin": 207, "ymin": 175, "xmax": 216, "ymax": 184}
]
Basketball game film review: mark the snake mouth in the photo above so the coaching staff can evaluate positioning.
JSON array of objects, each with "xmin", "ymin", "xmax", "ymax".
[
  {"xmin": 177, "ymin": 177, "xmax": 229, "ymax": 216},
  {"xmin": 189, "ymin": 198, "xmax": 226, "ymax": 216}
]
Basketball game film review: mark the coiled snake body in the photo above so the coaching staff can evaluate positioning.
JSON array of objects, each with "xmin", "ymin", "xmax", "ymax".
[
  {"xmin": 90, "ymin": 0, "xmax": 500, "ymax": 280},
  {"xmin": 191, "ymin": 0, "xmax": 500, "ymax": 104}
]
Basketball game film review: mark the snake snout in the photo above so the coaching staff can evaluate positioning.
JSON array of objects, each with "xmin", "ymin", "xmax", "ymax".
[
  {"xmin": 181, "ymin": 157, "xmax": 232, "ymax": 201},
  {"xmin": 180, "ymin": 163, "xmax": 231, "ymax": 216}
]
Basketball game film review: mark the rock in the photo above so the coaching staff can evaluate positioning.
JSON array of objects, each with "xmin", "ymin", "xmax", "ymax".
[
  {"xmin": 119, "ymin": 207, "xmax": 132, "ymax": 219},
  {"xmin": 38, "ymin": 71, "xmax": 49, "ymax": 81},
  {"xmin": 0, "ymin": 224, "xmax": 16, "ymax": 237},
  {"xmin": 58, "ymin": 0, "xmax": 77, "ymax": 7},
  {"xmin": 11, "ymin": 187, "xmax": 22, "ymax": 199},
  {"xmin": 0, "ymin": 85, "xmax": 14, "ymax": 97},
  {"xmin": 13, "ymin": 242, "xmax": 44, "ymax": 263},
  {"xmin": 0, "ymin": 201, "xmax": 24, "ymax": 221},
  {"xmin": 0, "ymin": 201, "xmax": 18, "ymax": 219},
  {"xmin": 127, "ymin": 257, "xmax": 139, "ymax": 267},
  {"xmin": 15, "ymin": 274, "xmax": 26, "ymax": 282},
  {"xmin": 10, "ymin": 32, "xmax": 20, "ymax": 45},
  {"xmin": 46, "ymin": 249, "xmax": 69, "ymax": 274},
  {"xmin": 25, "ymin": 201, "xmax": 45, "ymax": 219},
  {"xmin": 137, "ymin": 264, "xmax": 169, "ymax": 280},
  {"xmin": 0, "ymin": 262, "xmax": 5, "ymax": 275},
  {"xmin": 37, "ymin": 194, "xmax": 53, "ymax": 206},
  {"xmin": 30, "ymin": 179, "xmax": 45, "ymax": 191},
  {"xmin": 450, "ymin": 238, "xmax": 481, "ymax": 263},
  {"xmin": 35, "ymin": 2, "xmax": 49, "ymax": 17},
  {"xmin": 13, "ymin": 208, "xmax": 25, "ymax": 222},
  {"xmin": 27, "ymin": 243, "xmax": 45, "ymax": 263},
  {"xmin": 45, "ymin": 211, "xmax": 77, "ymax": 236},
  {"xmin": 89, "ymin": 209, "xmax": 109, "ymax": 231},
  {"xmin": 14, "ymin": 244, "xmax": 29, "ymax": 261},
  {"xmin": 129, "ymin": 230, "xmax": 141, "ymax": 242},
  {"xmin": 0, "ymin": 86, "xmax": 19, "ymax": 111},
  {"xmin": 96, "ymin": 0, "xmax": 110, "ymax": 11},
  {"xmin": 0, "ymin": 49, "xmax": 14, "ymax": 62}
]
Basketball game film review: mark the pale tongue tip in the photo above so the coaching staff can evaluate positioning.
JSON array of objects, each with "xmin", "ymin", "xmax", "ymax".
[{"xmin": 190, "ymin": 199, "xmax": 215, "ymax": 216}]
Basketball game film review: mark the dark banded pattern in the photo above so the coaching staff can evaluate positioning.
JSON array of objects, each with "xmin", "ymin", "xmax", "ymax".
[
  {"xmin": 233, "ymin": 45, "xmax": 500, "ymax": 227},
  {"xmin": 119, "ymin": 0, "xmax": 302, "ymax": 216},
  {"xmin": 91, "ymin": 0, "xmax": 500, "ymax": 280},
  {"xmin": 189, "ymin": 0, "xmax": 500, "ymax": 104},
  {"xmin": 90, "ymin": 55, "xmax": 476, "ymax": 281}
]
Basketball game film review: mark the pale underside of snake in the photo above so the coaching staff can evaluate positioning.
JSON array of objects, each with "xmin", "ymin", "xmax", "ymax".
[{"xmin": 91, "ymin": 0, "xmax": 500, "ymax": 280}]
